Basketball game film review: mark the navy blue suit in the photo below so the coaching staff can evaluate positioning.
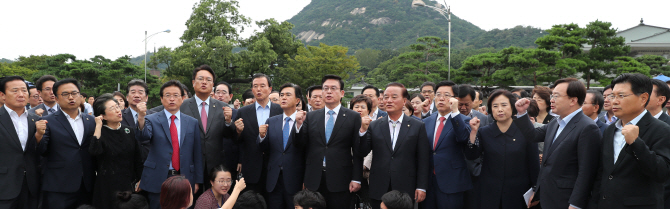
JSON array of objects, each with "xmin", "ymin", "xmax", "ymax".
[
  {"xmin": 38, "ymin": 110, "xmax": 96, "ymax": 209},
  {"xmin": 595, "ymin": 117, "xmax": 608, "ymax": 135},
  {"xmin": 258, "ymin": 114, "xmax": 305, "ymax": 209},
  {"xmin": 422, "ymin": 113, "xmax": 471, "ymax": 209},
  {"xmin": 137, "ymin": 110, "xmax": 203, "ymax": 209}
]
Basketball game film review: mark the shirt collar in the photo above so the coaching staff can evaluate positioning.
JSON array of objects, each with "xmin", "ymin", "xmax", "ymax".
[
  {"xmin": 45, "ymin": 103, "xmax": 59, "ymax": 110},
  {"xmin": 283, "ymin": 111, "xmax": 297, "ymax": 122},
  {"xmin": 557, "ymin": 108, "xmax": 582, "ymax": 126},
  {"xmin": 129, "ymin": 107, "xmax": 138, "ymax": 116},
  {"xmin": 195, "ymin": 96, "xmax": 210, "ymax": 107},
  {"xmin": 4, "ymin": 105, "xmax": 26, "ymax": 117},
  {"xmin": 164, "ymin": 109, "xmax": 181, "ymax": 120},
  {"xmin": 606, "ymin": 112, "xmax": 618, "ymax": 120},
  {"xmin": 389, "ymin": 113, "xmax": 404, "ymax": 124},
  {"xmin": 255, "ymin": 101, "xmax": 270, "ymax": 110},
  {"xmin": 61, "ymin": 108, "xmax": 81, "ymax": 120},
  {"xmin": 616, "ymin": 110, "xmax": 647, "ymax": 129},
  {"xmin": 325, "ymin": 104, "xmax": 342, "ymax": 115},
  {"xmin": 653, "ymin": 110, "xmax": 662, "ymax": 119}
]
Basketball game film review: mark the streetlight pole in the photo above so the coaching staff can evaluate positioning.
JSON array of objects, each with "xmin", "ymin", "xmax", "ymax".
[
  {"xmin": 143, "ymin": 29, "xmax": 171, "ymax": 82},
  {"xmin": 413, "ymin": 1, "xmax": 451, "ymax": 80}
]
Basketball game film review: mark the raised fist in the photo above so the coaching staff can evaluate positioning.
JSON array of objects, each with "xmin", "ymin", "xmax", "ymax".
[
  {"xmin": 469, "ymin": 116, "xmax": 480, "ymax": 132},
  {"xmin": 360, "ymin": 115, "xmax": 371, "ymax": 133},
  {"xmin": 223, "ymin": 107, "xmax": 233, "ymax": 123},
  {"xmin": 234, "ymin": 118, "xmax": 244, "ymax": 134},
  {"xmin": 259, "ymin": 124, "xmax": 269, "ymax": 138},
  {"xmin": 233, "ymin": 99, "xmax": 241, "ymax": 109},
  {"xmin": 515, "ymin": 98, "xmax": 530, "ymax": 115},
  {"xmin": 295, "ymin": 110, "xmax": 306, "ymax": 128},
  {"xmin": 35, "ymin": 109, "xmax": 44, "ymax": 117},
  {"xmin": 35, "ymin": 120, "xmax": 48, "ymax": 136},
  {"xmin": 137, "ymin": 102, "xmax": 147, "ymax": 117}
]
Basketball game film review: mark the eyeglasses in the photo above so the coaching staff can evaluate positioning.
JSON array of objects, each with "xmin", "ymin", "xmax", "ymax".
[
  {"xmin": 196, "ymin": 77, "xmax": 213, "ymax": 83},
  {"xmin": 607, "ymin": 94, "xmax": 634, "ymax": 101},
  {"xmin": 421, "ymin": 90, "xmax": 434, "ymax": 94},
  {"xmin": 42, "ymin": 87, "xmax": 52, "ymax": 92},
  {"xmin": 215, "ymin": 90, "xmax": 228, "ymax": 95},
  {"xmin": 322, "ymin": 87, "xmax": 339, "ymax": 92},
  {"xmin": 215, "ymin": 180, "xmax": 232, "ymax": 185},
  {"xmin": 435, "ymin": 93, "xmax": 452, "ymax": 99},
  {"xmin": 60, "ymin": 91, "xmax": 80, "ymax": 98},
  {"xmin": 106, "ymin": 105, "xmax": 122, "ymax": 112},
  {"xmin": 31, "ymin": 95, "xmax": 40, "ymax": 99},
  {"xmin": 163, "ymin": 94, "xmax": 182, "ymax": 99},
  {"xmin": 550, "ymin": 94, "xmax": 567, "ymax": 100}
]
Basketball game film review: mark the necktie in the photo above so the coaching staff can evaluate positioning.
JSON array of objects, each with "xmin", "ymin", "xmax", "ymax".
[
  {"xmin": 283, "ymin": 117, "xmax": 291, "ymax": 150},
  {"xmin": 325, "ymin": 110, "xmax": 335, "ymax": 143},
  {"xmin": 391, "ymin": 120, "xmax": 398, "ymax": 150},
  {"xmin": 201, "ymin": 102, "xmax": 208, "ymax": 132},
  {"xmin": 434, "ymin": 117, "xmax": 446, "ymax": 149},
  {"xmin": 170, "ymin": 115, "xmax": 180, "ymax": 171},
  {"xmin": 48, "ymin": 108, "xmax": 55, "ymax": 115}
]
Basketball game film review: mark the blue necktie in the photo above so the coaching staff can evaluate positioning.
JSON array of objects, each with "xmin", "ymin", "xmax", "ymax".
[
  {"xmin": 283, "ymin": 117, "xmax": 291, "ymax": 150},
  {"xmin": 48, "ymin": 108, "xmax": 55, "ymax": 115},
  {"xmin": 325, "ymin": 110, "xmax": 335, "ymax": 143}
]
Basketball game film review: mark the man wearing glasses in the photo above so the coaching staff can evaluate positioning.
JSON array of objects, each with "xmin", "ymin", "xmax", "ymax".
[
  {"xmin": 28, "ymin": 75, "xmax": 59, "ymax": 117},
  {"xmin": 420, "ymin": 82, "xmax": 437, "ymax": 119},
  {"xmin": 38, "ymin": 78, "xmax": 97, "ymax": 209},
  {"xmin": 27, "ymin": 85, "xmax": 43, "ymax": 110}
]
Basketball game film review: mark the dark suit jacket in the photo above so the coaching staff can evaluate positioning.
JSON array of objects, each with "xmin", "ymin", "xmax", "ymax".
[
  {"xmin": 515, "ymin": 111, "xmax": 601, "ymax": 209},
  {"xmin": 590, "ymin": 112, "xmax": 670, "ymax": 209},
  {"xmin": 233, "ymin": 102, "xmax": 283, "ymax": 184},
  {"xmin": 121, "ymin": 108, "xmax": 149, "ymax": 160},
  {"xmin": 420, "ymin": 102, "xmax": 438, "ymax": 119},
  {"xmin": 258, "ymin": 114, "xmax": 305, "ymax": 194},
  {"xmin": 294, "ymin": 106, "xmax": 363, "ymax": 193},
  {"xmin": 464, "ymin": 122, "xmax": 539, "ymax": 209},
  {"xmin": 374, "ymin": 109, "xmax": 388, "ymax": 119},
  {"xmin": 28, "ymin": 103, "xmax": 58, "ymax": 116},
  {"xmin": 146, "ymin": 105, "xmax": 164, "ymax": 115},
  {"xmin": 360, "ymin": 115, "xmax": 430, "ymax": 200},
  {"xmin": 465, "ymin": 110, "xmax": 489, "ymax": 177},
  {"xmin": 422, "ymin": 113, "xmax": 472, "ymax": 194},
  {"xmin": 0, "ymin": 108, "xmax": 41, "ymax": 199},
  {"xmin": 595, "ymin": 118, "xmax": 608, "ymax": 135},
  {"xmin": 658, "ymin": 112, "xmax": 670, "ymax": 209},
  {"xmin": 38, "ymin": 110, "xmax": 96, "ymax": 193},
  {"xmin": 136, "ymin": 111, "xmax": 204, "ymax": 193},
  {"xmin": 180, "ymin": 97, "xmax": 238, "ymax": 180}
]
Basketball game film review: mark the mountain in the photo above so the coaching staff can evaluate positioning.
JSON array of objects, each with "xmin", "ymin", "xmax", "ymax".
[
  {"xmin": 0, "ymin": 58, "xmax": 14, "ymax": 63},
  {"xmin": 129, "ymin": 52, "xmax": 167, "ymax": 69},
  {"xmin": 288, "ymin": 0, "xmax": 544, "ymax": 50}
]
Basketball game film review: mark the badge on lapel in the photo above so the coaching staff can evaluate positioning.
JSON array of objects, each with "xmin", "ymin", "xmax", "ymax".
[{"xmin": 125, "ymin": 128, "xmax": 131, "ymax": 134}]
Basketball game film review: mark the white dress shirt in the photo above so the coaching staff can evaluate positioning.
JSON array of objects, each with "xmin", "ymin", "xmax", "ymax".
[
  {"xmin": 62, "ymin": 109, "xmax": 84, "ymax": 145},
  {"xmin": 433, "ymin": 112, "xmax": 460, "ymax": 141},
  {"xmin": 653, "ymin": 111, "xmax": 662, "ymax": 119},
  {"xmin": 613, "ymin": 110, "xmax": 646, "ymax": 164},
  {"xmin": 164, "ymin": 109, "xmax": 182, "ymax": 170},
  {"xmin": 389, "ymin": 113, "xmax": 404, "ymax": 150},
  {"xmin": 195, "ymin": 96, "xmax": 210, "ymax": 117},
  {"xmin": 553, "ymin": 108, "xmax": 582, "ymax": 142},
  {"xmin": 370, "ymin": 108, "xmax": 380, "ymax": 121},
  {"xmin": 5, "ymin": 105, "xmax": 29, "ymax": 151},
  {"xmin": 259, "ymin": 111, "xmax": 296, "ymax": 142}
]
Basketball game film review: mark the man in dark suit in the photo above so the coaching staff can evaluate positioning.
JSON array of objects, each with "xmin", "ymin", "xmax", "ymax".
[
  {"xmin": 419, "ymin": 82, "xmax": 437, "ymax": 119},
  {"xmin": 294, "ymin": 75, "xmax": 363, "ymax": 209},
  {"xmin": 38, "ymin": 78, "xmax": 96, "ymax": 209},
  {"xmin": 28, "ymin": 75, "xmax": 59, "ymax": 117},
  {"xmin": 120, "ymin": 79, "xmax": 151, "ymax": 159},
  {"xmin": 584, "ymin": 90, "xmax": 608, "ymax": 134},
  {"xmin": 306, "ymin": 85, "xmax": 324, "ymax": 112},
  {"xmin": 589, "ymin": 73, "xmax": 670, "ymax": 209},
  {"xmin": 421, "ymin": 81, "xmax": 471, "ymax": 209},
  {"xmin": 361, "ymin": 85, "xmax": 388, "ymax": 121},
  {"xmin": 456, "ymin": 84, "xmax": 488, "ymax": 209},
  {"xmin": 231, "ymin": 73, "xmax": 283, "ymax": 195},
  {"xmin": 598, "ymin": 84, "xmax": 617, "ymax": 125},
  {"xmin": 0, "ymin": 76, "xmax": 43, "ymax": 209},
  {"xmin": 180, "ymin": 65, "xmax": 237, "ymax": 191},
  {"xmin": 647, "ymin": 79, "xmax": 670, "ymax": 124},
  {"xmin": 213, "ymin": 81, "xmax": 241, "ymax": 183},
  {"xmin": 359, "ymin": 82, "xmax": 430, "ymax": 209},
  {"xmin": 27, "ymin": 85, "xmax": 42, "ymax": 110},
  {"xmin": 146, "ymin": 85, "xmax": 191, "ymax": 115},
  {"xmin": 136, "ymin": 80, "xmax": 203, "ymax": 209},
  {"xmin": 514, "ymin": 78, "xmax": 601, "ymax": 209},
  {"xmin": 257, "ymin": 83, "xmax": 306, "ymax": 209}
]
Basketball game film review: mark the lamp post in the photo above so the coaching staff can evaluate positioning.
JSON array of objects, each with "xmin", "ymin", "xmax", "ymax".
[
  {"xmin": 413, "ymin": 1, "xmax": 451, "ymax": 80},
  {"xmin": 143, "ymin": 29, "xmax": 171, "ymax": 82}
]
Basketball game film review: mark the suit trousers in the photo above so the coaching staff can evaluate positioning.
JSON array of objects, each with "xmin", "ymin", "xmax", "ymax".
[
  {"xmin": 43, "ymin": 179, "xmax": 91, "ymax": 209},
  {"xmin": 268, "ymin": 171, "xmax": 295, "ymax": 209},
  {"xmin": 422, "ymin": 174, "xmax": 464, "ymax": 209},
  {"xmin": 0, "ymin": 178, "xmax": 38, "ymax": 209},
  {"xmin": 318, "ymin": 171, "xmax": 351, "ymax": 209}
]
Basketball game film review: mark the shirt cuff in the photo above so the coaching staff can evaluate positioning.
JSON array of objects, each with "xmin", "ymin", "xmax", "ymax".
[
  {"xmin": 517, "ymin": 111, "xmax": 528, "ymax": 118},
  {"xmin": 570, "ymin": 204, "xmax": 581, "ymax": 209},
  {"xmin": 359, "ymin": 130, "xmax": 367, "ymax": 136},
  {"xmin": 225, "ymin": 121, "xmax": 231, "ymax": 127},
  {"xmin": 351, "ymin": 180, "xmax": 361, "ymax": 185},
  {"xmin": 295, "ymin": 124, "xmax": 302, "ymax": 133},
  {"xmin": 259, "ymin": 134, "xmax": 266, "ymax": 142},
  {"xmin": 450, "ymin": 112, "xmax": 460, "ymax": 119},
  {"xmin": 416, "ymin": 189, "xmax": 426, "ymax": 192}
]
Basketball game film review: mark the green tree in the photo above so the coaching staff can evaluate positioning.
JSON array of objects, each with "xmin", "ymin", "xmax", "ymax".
[
  {"xmin": 180, "ymin": 0, "xmax": 250, "ymax": 43},
  {"xmin": 279, "ymin": 43, "xmax": 359, "ymax": 91},
  {"xmin": 635, "ymin": 55, "xmax": 670, "ymax": 76},
  {"xmin": 584, "ymin": 20, "xmax": 630, "ymax": 87},
  {"xmin": 613, "ymin": 56, "xmax": 651, "ymax": 76},
  {"xmin": 0, "ymin": 62, "xmax": 37, "ymax": 78},
  {"xmin": 454, "ymin": 52, "xmax": 502, "ymax": 87},
  {"xmin": 354, "ymin": 48, "xmax": 382, "ymax": 71}
]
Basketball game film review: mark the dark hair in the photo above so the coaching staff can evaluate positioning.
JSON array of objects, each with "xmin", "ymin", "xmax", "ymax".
[
  {"xmin": 113, "ymin": 91, "xmax": 129, "ymax": 108},
  {"xmin": 611, "ymin": 73, "xmax": 652, "ymax": 107},
  {"xmin": 209, "ymin": 165, "xmax": 231, "ymax": 182},
  {"xmin": 116, "ymin": 191, "xmax": 149, "ymax": 209},
  {"xmin": 28, "ymin": 85, "xmax": 36, "ymax": 96},
  {"xmin": 385, "ymin": 82, "xmax": 409, "ymax": 99},
  {"xmin": 434, "ymin": 81, "xmax": 457, "ymax": 96},
  {"xmin": 0, "ymin": 76, "xmax": 28, "ymax": 93},
  {"xmin": 603, "ymin": 84, "xmax": 613, "ymax": 92},
  {"xmin": 350, "ymin": 94, "xmax": 372, "ymax": 114},
  {"xmin": 381, "ymin": 190, "xmax": 413, "ymax": 209},
  {"xmin": 321, "ymin": 74, "xmax": 344, "ymax": 90},
  {"xmin": 457, "ymin": 84, "xmax": 476, "ymax": 101},
  {"xmin": 93, "ymin": 94, "xmax": 119, "ymax": 120},
  {"xmin": 270, "ymin": 90, "xmax": 280, "ymax": 94},
  {"xmin": 214, "ymin": 81, "xmax": 232, "ymax": 94},
  {"xmin": 420, "ymin": 81, "xmax": 436, "ymax": 91},
  {"xmin": 159, "ymin": 80, "xmax": 185, "ymax": 99},
  {"xmin": 180, "ymin": 83, "xmax": 191, "ymax": 98},
  {"xmin": 36, "ymin": 75, "xmax": 57, "ymax": 92},
  {"xmin": 307, "ymin": 85, "xmax": 322, "ymax": 98},
  {"xmin": 553, "ymin": 78, "xmax": 586, "ymax": 106},
  {"xmin": 242, "ymin": 89, "xmax": 254, "ymax": 100},
  {"xmin": 410, "ymin": 93, "xmax": 425, "ymax": 102},
  {"xmin": 587, "ymin": 90, "xmax": 604, "ymax": 114},
  {"xmin": 81, "ymin": 93, "xmax": 88, "ymax": 99},
  {"xmin": 252, "ymin": 73, "xmax": 272, "ymax": 87},
  {"xmin": 233, "ymin": 191, "xmax": 267, "ymax": 209},
  {"xmin": 299, "ymin": 97, "xmax": 307, "ymax": 110},
  {"xmin": 476, "ymin": 90, "xmax": 483, "ymax": 101},
  {"xmin": 127, "ymin": 79, "xmax": 149, "ymax": 95},
  {"xmin": 532, "ymin": 86, "xmax": 552, "ymax": 113},
  {"xmin": 405, "ymin": 100, "xmax": 414, "ymax": 115},
  {"xmin": 527, "ymin": 100, "xmax": 540, "ymax": 118},
  {"xmin": 652, "ymin": 79, "xmax": 670, "ymax": 108},
  {"xmin": 160, "ymin": 176, "xmax": 192, "ymax": 209},
  {"xmin": 511, "ymin": 88, "xmax": 530, "ymax": 98},
  {"xmin": 279, "ymin": 83, "xmax": 303, "ymax": 104},
  {"xmin": 293, "ymin": 190, "xmax": 326, "ymax": 209},
  {"xmin": 53, "ymin": 78, "xmax": 81, "ymax": 98},
  {"xmin": 192, "ymin": 64, "xmax": 216, "ymax": 81},
  {"xmin": 487, "ymin": 89, "xmax": 518, "ymax": 117},
  {"xmin": 361, "ymin": 85, "xmax": 380, "ymax": 97}
]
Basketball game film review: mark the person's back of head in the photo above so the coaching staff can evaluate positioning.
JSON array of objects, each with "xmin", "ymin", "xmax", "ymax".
[
  {"xmin": 293, "ymin": 190, "xmax": 326, "ymax": 209},
  {"xmin": 76, "ymin": 205, "xmax": 96, "ymax": 209},
  {"xmin": 380, "ymin": 190, "xmax": 412, "ymax": 209},
  {"xmin": 233, "ymin": 191, "xmax": 267, "ymax": 209},
  {"xmin": 117, "ymin": 191, "xmax": 149, "ymax": 209}
]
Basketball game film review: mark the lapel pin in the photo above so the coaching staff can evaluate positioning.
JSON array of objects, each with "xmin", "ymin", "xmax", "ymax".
[
  {"xmin": 408, "ymin": 124, "xmax": 410, "ymax": 127},
  {"xmin": 32, "ymin": 119, "xmax": 34, "ymax": 121},
  {"xmin": 343, "ymin": 114, "xmax": 345, "ymax": 117},
  {"xmin": 213, "ymin": 105, "xmax": 215, "ymax": 107},
  {"xmin": 513, "ymin": 139, "xmax": 516, "ymax": 142},
  {"xmin": 86, "ymin": 118, "xmax": 89, "ymax": 120}
]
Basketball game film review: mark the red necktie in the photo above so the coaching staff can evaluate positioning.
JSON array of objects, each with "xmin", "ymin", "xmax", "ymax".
[
  {"xmin": 201, "ymin": 102, "xmax": 207, "ymax": 132},
  {"xmin": 170, "ymin": 115, "xmax": 180, "ymax": 171},
  {"xmin": 434, "ymin": 117, "xmax": 446, "ymax": 149}
]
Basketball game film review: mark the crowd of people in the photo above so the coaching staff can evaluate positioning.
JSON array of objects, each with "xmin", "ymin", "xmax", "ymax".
[{"xmin": 2, "ymin": 64, "xmax": 670, "ymax": 209}]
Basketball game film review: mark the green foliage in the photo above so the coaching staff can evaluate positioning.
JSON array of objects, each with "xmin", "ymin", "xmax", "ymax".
[
  {"xmin": 278, "ymin": 43, "xmax": 359, "ymax": 91},
  {"xmin": 180, "ymin": 0, "xmax": 251, "ymax": 43},
  {"xmin": 635, "ymin": 55, "xmax": 670, "ymax": 76},
  {"xmin": 613, "ymin": 56, "xmax": 651, "ymax": 76},
  {"xmin": 466, "ymin": 26, "xmax": 545, "ymax": 49},
  {"xmin": 0, "ymin": 58, "xmax": 14, "ymax": 63},
  {"xmin": 584, "ymin": 20, "xmax": 631, "ymax": 87},
  {"xmin": 354, "ymin": 48, "xmax": 382, "ymax": 70},
  {"xmin": 0, "ymin": 62, "xmax": 36, "ymax": 78}
]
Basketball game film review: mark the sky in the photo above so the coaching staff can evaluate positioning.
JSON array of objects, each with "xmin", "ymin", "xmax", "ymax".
[{"xmin": 1, "ymin": 0, "xmax": 668, "ymax": 61}]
